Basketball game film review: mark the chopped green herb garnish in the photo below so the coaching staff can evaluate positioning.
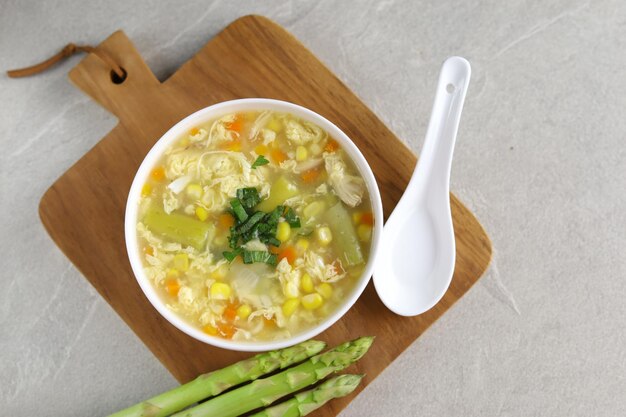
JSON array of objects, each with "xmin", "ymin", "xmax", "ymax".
[
  {"xmin": 222, "ymin": 248, "xmax": 242, "ymax": 262},
  {"xmin": 265, "ymin": 236, "xmax": 281, "ymax": 247},
  {"xmin": 266, "ymin": 205, "xmax": 284, "ymax": 226},
  {"xmin": 238, "ymin": 211, "xmax": 265, "ymax": 234},
  {"xmin": 223, "ymin": 188, "xmax": 301, "ymax": 267},
  {"xmin": 228, "ymin": 226, "xmax": 239, "ymax": 249},
  {"xmin": 284, "ymin": 207, "xmax": 301, "ymax": 228},
  {"xmin": 236, "ymin": 187, "xmax": 261, "ymax": 209},
  {"xmin": 251, "ymin": 155, "xmax": 270, "ymax": 169},
  {"xmin": 242, "ymin": 250, "xmax": 278, "ymax": 266},
  {"xmin": 230, "ymin": 199, "xmax": 248, "ymax": 222}
]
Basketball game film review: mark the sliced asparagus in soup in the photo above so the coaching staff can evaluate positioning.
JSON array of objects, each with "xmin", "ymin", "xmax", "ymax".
[
  {"xmin": 325, "ymin": 202, "xmax": 364, "ymax": 265},
  {"xmin": 142, "ymin": 207, "xmax": 211, "ymax": 250}
]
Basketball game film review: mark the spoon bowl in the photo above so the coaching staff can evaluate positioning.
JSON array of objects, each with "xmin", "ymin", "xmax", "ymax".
[{"xmin": 374, "ymin": 56, "xmax": 471, "ymax": 316}]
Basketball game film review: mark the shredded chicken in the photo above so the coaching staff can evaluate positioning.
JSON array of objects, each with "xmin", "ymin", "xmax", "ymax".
[
  {"xmin": 276, "ymin": 258, "xmax": 301, "ymax": 299},
  {"xmin": 206, "ymin": 114, "xmax": 239, "ymax": 147},
  {"xmin": 323, "ymin": 152, "xmax": 365, "ymax": 207},
  {"xmin": 163, "ymin": 189, "xmax": 181, "ymax": 214},
  {"xmin": 189, "ymin": 128, "xmax": 208, "ymax": 143},
  {"xmin": 284, "ymin": 119, "xmax": 326, "ymax": 145},
  {"xmin": 249, "ymin": 111, "xmax": 272, "ymax": 140},
  {"xmin": 304, "ymin": 251, "xmax": 347, "ymax": 283}
]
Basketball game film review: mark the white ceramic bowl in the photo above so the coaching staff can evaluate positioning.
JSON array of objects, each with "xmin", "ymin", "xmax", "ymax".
[{"xmin": 125, "ymin": 98, "xmax": 383, "ymax": 352}]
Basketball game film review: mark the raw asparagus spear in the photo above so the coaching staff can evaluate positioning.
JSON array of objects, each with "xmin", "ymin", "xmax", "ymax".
[
  {"xmin": 173, "ymin": 336, "xmax": 374, "ymax": 417},
  {"xmin": 108, "ymin": 340, "xmax": 326, "ymax": 417},
  {"xmin": 249, "ymin": 374, "xmax": 364, "ymax": 417}
]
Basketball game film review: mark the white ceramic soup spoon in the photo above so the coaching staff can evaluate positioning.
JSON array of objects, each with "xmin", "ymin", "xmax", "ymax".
[{"xmin": 373, "ymin": 56, "xmax": 471, "ymax": 316}]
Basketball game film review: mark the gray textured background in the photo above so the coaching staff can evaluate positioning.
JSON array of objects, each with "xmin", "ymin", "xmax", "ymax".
[{"xmin": 1, "ymin": 0, "xmax": 625, "ymax": 416}]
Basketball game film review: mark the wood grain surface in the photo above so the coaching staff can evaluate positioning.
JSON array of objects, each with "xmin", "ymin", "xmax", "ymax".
[{"xmin": 39, "ymin": 15, "xmax": 492, "ymax": 416}]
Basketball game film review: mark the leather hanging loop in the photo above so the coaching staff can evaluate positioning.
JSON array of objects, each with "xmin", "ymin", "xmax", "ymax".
[{"xmin": 7, "ymin": 43, "xmax": 125, "ymax": 79}]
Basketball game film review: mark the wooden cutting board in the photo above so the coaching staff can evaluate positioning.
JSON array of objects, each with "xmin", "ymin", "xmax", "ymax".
[{"xmin": 39, "ymin": 15, "xmax": 492, "ymax": 416}]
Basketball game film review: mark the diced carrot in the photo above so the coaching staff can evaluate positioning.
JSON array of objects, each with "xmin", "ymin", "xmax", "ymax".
[
  {"xmin": 278, "ymin": 246, "xmax": 297, "ymax": 265},
  {"xmin": 217, "ymin": 322, "xmax": 236, "ymax": 339},
  {"xmin": 189, "ymin": 127, "xmax": 199, "ymax": 136},
  {"xmin": 270, "ymin": 148, "xmax": 288, "ymax": 164},
  {"xmin": 143, "ymin": 246, "xmax": 154, "ymax": 257},
  {"xmin": 218, "ymin": 213, "xmax": 235, "ymax": 229},
  {"xmin": 263, "ymin": 317, "xmax": 276, "ymax": 328},
  {"xmin": 301, "ymin": 168, "xmax": 321, "ymax": 183},
  {"xmin": 324, "ymin": 139, "xmax": 339, "ymax": 153},
  {"xmin": 223, "ymin": 302, "xmax": 239, "ymax": 322},
  {"xmin": 150, "ymin": 167, "xmax": 165, "ymax": 181},
  {"xmin": 360, "ymin": 212, "xmax": 374, "ymax": 226},
  {"xmin": 165, "ymin": 279, "xmax": 180, "ymax": 297},
  {"xmin": 226, "ymin": 114, "xmax": 244, "ymax": 132},
  {"xmin": 255, "ymin": 144, "xmax": 268, "ymax": 155}
]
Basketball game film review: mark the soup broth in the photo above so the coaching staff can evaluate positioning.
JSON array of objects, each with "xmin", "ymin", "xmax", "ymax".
[{"xmin": 137, "ymin": 111, "xmax": 373, "ymax": 342}]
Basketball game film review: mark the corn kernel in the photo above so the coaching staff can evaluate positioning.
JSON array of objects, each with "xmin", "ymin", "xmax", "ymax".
[
  {"xmin": 295, "ymin": 238, "xmax": 309, "ymax": 254},
  {"xmin": 295, "ymin": 145, "xmax": 308, "ymax": 161},
  {"xmin": 301, "ymin": 273, "xmax": 314, "ymax": 293},
  {"xmin": 318, "ymin": 304, "xmax": 331, "ymax": 317},
  {"xmin": 276, "ymin": 221, "xmax": 291, "ymax": 242},
  {"xmin": 166, "ymin": 268, "xmax": 179, "ymax": 279},
  {"xmin": 195, "ymin": 206, "xmax": 209, "ymax": 221},
  {"xmin": 302, "ymin": 293, "xmax": 324, "ymax": 310},
  {"xmin": 317, "ymin": 283, "xmax": 333, "ymax": 299},
  {"xmin": 173, "ymin": 253, "xmax": 189, "ymax": 272},
  {"xmin": 266, "ymin": 118, "xmax": 282, "ymax": 132},
  {"xmin": 226, "ymin": 140, "xmax": 242, "ymax": 152},
  {"xmin": 352, "ymin": 212, "xmax": 362, "ymax": 224},
  {"xmin": 255, "ymin": 144, "xmax": 268, "ymax": 155},
  {"xmin": 210, "ymin": 282, "xmax": 231, "ymax": 300},
  {"xmin": 282, "ymin": 298, "xmax": 300, "ymax": 316},
  {"xmin": 186, "ymin": 184, "xmax": 203, "ymax": 200},
  {"xmin": 202, "ymin": 325, "xmax": 218, "ymax": 336},
  {"xmin": 210, "ymin": 264, "xmax": 228, "ymax": 280},
  {"xmin": 315, "ymin": 226, "xmax": 333, "ymax": 246},
  {"xmin": 309, "ymin": 143, "xmax": 323, "ymax": 156},
  {"xmin": 236, "ymin": 304, "xmax": 252, "ymax": 320},
  {"xmin": 141, "ymin": 183, "xmax": 152, "ymax": 197},
  {"xmin": 357, "ymin": 224, "xmax": 372, "ymax": 242}
]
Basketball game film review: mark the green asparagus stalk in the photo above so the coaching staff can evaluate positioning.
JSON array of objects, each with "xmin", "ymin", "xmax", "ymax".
[
  {"xmin": 172, "ymin": 336, "xmax": 374, "ymax": 417},
  {"xmin": 249, "ymin": 374, "xmax": 364, "ymax": 417},
  {"xmin": 108, "ymin": 340, "xmax": 326, "ymax": 417}
]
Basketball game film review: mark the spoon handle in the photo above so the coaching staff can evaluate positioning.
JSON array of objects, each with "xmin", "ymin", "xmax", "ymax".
[{"xmin": 409, "ymin": 57, "xmax": 471, "ymax": 195}]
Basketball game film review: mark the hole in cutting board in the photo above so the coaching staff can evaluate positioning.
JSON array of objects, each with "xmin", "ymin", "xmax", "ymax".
[
  {"xmin": 446, "ymin": 83, "xmax": 455, "ymax": 93},
  {"xmin": 110, "ymin": 68, "xmax": 128, "ymax": 84}
]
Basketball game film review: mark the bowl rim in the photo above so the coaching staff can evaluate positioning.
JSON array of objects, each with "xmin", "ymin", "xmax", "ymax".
[{"xmin": 125, "ymin": 98, "xmax": 383, "ymax": 352}]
